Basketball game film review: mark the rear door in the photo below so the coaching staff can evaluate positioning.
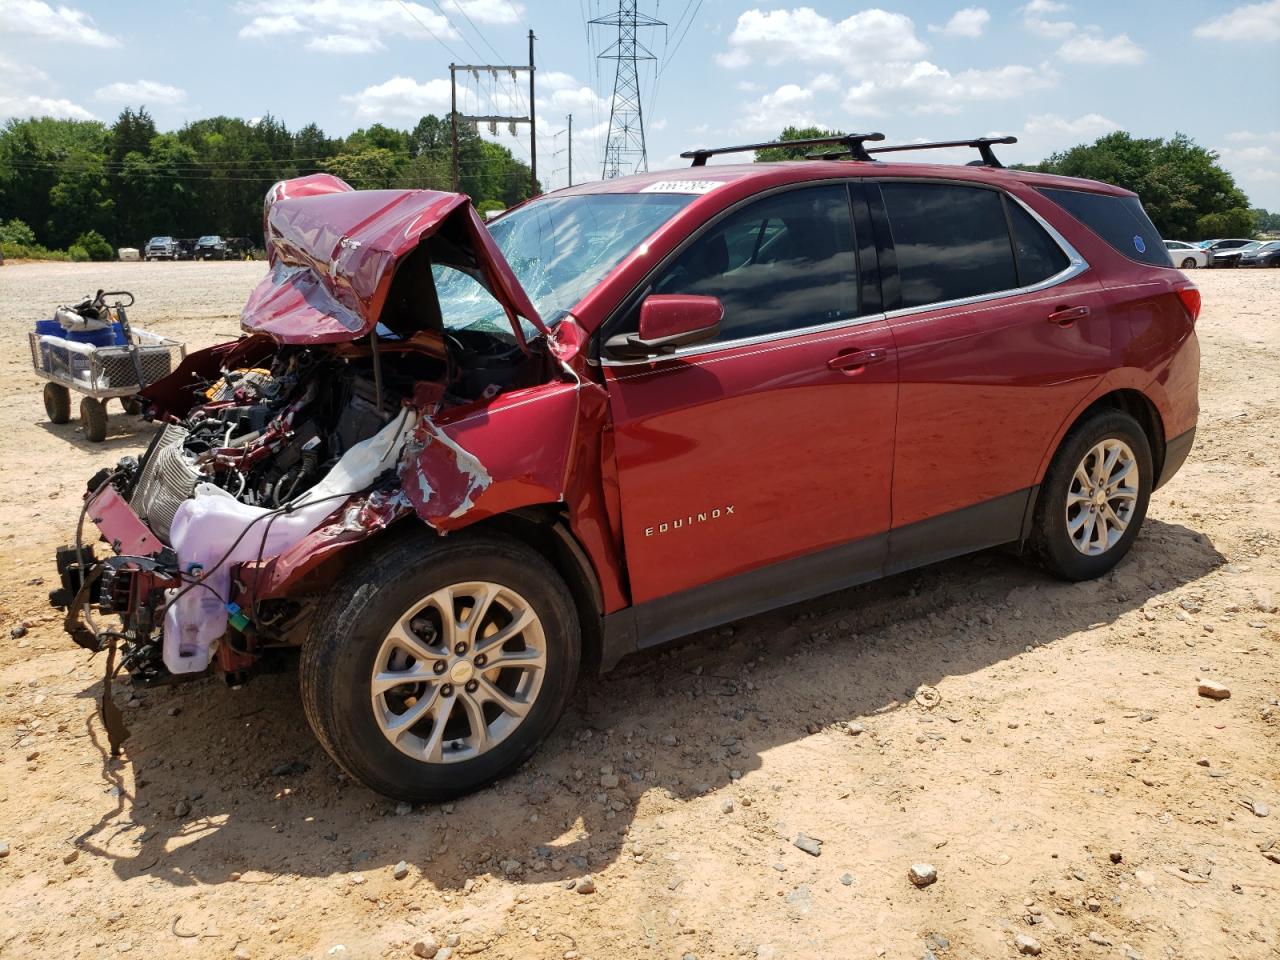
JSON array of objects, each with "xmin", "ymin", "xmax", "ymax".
[
  {"xmin": 872, "ymin": 179, "xmax": 1110, "ymax": 568},
  {"xmin": 601, "ymin": 182, "xmax": 897, "ymax": 606}
]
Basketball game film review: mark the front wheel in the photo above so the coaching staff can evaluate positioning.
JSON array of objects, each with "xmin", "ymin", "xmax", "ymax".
[
  {"xmin": 1029, "ymin": 411, "xmax": 1152, "ymax": 581},
  {"xmin": 300, "ymin": 531, "xmax": 581, "ymax": 801}
]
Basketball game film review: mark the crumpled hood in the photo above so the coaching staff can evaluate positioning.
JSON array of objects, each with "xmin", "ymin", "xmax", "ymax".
[{"xmin": 241, "ymin": 173, "xmax": 545, "ymax": 345}]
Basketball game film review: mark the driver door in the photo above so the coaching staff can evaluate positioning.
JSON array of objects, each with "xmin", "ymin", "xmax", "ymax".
[{"xmin": 600, "ymin": 183, "xmax": 897, "ymax": 615}]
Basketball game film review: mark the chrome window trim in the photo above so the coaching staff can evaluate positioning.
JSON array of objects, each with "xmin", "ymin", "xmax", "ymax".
[{"xmin": 599, "ymin": 184, "xmax": 1089, "ymax": 369}]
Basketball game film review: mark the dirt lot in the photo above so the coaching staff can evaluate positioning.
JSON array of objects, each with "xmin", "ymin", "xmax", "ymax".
[{"xmin": 0, "ymin": 260, "xmax": 1276, "ymax": 960}]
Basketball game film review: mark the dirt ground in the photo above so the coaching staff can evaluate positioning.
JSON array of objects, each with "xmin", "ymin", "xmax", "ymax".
[{"xmin": 0, "ymin": 260, "xmax": 1276, "ymax": 960}]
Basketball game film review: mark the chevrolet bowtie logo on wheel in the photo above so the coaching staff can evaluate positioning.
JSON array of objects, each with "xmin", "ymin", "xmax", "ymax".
[{"xmin": 644, "ymin": 505, "xmax": 736, "ymax": 537}]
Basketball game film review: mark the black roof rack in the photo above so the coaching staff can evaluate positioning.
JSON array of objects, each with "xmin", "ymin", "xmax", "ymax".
[
  {"xmin": 681, "ymin": 132, "xmax": 885, "ymax": 166},
  {"xmin": 806, "ymin": 135, "xmax": 1018, "ymax": 168}
]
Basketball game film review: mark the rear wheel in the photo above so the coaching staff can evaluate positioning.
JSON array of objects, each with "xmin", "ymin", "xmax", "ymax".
[
  {"xmin": 1180, "ymin": 257, "xmax": 1197, "ymax": 269},
  {"xmin": 79, "ymin": 397, "xmax": 108, "ymax": 442},
  {"xmin": 301, "ymin": 531, "xmax": 580, "ymax": 801},
  {"xmin": 1030, "ymin": 411, "xmax": 1152, "ymax": 581},
  {"xmin": 43, "ymin": 383, "xmax": 71, "ymax": 424}
]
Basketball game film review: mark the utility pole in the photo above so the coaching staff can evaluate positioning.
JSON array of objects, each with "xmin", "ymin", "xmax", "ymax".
[
  {"xmin": 450, "ymin": 64, "xmax": 459, "ymax": 191},
  {"xmin": 567, "ymin": 114, "xmax": 573, "ymax": 187},
  {"xmin": 447, "ymin": 33, "xmax": 539, "ymax": 199},
  {"xmin": 528, "ymin": 29, "xmax": 536, "ymax": 198},
  {"xmin": 590, "ymin": 1, "xmax": 663, "ymax": 179}
]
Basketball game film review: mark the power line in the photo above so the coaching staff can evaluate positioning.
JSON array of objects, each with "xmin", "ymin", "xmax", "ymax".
[{"xmin": 395, "ymin": 0, "xmax": 465, "ymax": 61}]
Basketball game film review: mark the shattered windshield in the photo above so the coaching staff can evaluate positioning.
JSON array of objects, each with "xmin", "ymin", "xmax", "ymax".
[{"xmin": 432, "ymin": 192, "xmax": 696, "ymax": 337}]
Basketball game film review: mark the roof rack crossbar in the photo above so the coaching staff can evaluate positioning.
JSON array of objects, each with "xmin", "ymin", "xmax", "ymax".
[
  {"xmin": 681, "ymin": 132, "xmax": 886, "ymax": 167},
  {"xmin": 806, "ymin": 136, "xmax": 1018, "ymax": 167}
]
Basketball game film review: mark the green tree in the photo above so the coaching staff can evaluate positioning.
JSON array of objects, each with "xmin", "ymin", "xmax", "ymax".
[
  {"xmin": 755, "ymin": 126, "xmax": 847, "ymax": 162},
  {"xmin": 1250, "ymin": 208, "xmax": 1280, "ymax": 232},
  {"xmin": 75, "ymin": 229, "xmax": 114, "ymax": 261},
  {"xmin": 324, "ymin": 148, "xmax": 402, "ymax": 189},
  {"xmin": 0, "ymin": 218, "xmax": 36, "ymax": 245},
  {"xmin": 1195, "ymin": 208, "xmax": 1257, "ymax": 238},
  {"xmin": 1033, "ymin": 132, "xmax": 1251, "ymax": 239}
]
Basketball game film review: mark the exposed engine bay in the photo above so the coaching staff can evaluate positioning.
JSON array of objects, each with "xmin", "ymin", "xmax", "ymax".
[{"xmin": 53, "ymin": 326, "xmax": 546, "ymax": 701}]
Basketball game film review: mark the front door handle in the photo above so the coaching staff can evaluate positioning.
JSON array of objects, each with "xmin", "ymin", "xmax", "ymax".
[
  {"xmin": 1047, "ymin": 305, "xmax": 1090, "ymax": 327},
  {"xmin": 827, "ymin": 348, "xmax": 887, "ymax": 372}
]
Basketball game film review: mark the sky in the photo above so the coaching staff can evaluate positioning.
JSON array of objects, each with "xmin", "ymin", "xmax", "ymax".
[{"xmin": 1, "ymin": 0, "xmax": 1278, "ymax": 207}]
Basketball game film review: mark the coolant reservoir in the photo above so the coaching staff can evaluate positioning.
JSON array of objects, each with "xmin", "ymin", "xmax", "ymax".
[{"xmin": 161, "ymin": 564, "xmax": 226, "ymax": 674}]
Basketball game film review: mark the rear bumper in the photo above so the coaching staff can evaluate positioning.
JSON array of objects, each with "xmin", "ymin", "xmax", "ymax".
[{"xmin": 1155, "ymin": 427, "xmax": 1195, "ymax": 490}]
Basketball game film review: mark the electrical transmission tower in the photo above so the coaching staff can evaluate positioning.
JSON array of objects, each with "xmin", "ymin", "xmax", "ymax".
[{"xmin": 590, "ymin": 1, "xmax": 664, "ymax": 179}]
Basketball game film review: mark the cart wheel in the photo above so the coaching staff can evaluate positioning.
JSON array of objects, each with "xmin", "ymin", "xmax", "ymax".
[
  {"xmin": 80, "ymin": 397, "xmax": 108, "ymax": 443},
  {"xmin": 43, "ymin": 383, "xmax": 71, "ymax": 424},
  {"xmin": 120, "ymin": 396, "xmax": 143, "ymax": 416}
]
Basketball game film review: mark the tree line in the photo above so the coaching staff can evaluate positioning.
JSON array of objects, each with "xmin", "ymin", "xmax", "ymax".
[
  {"xmin": 757, "ymin": 127, "xmax": 1269, "ymax": 240},
  {"xmin": 0, "ymin": 107, "xmax": 538, "ymax": 257}
]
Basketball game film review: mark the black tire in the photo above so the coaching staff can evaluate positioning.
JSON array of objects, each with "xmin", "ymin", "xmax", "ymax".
[
  {"xmin": 120, "ymin": 396, "xmax": 143, "ymax": 416},
  {"xmin": 79, "ymin": 397, "xmax": 108, "ymax": 442},
  {"xmin": 300, "ymin": 530, "xmax": 581, "ymax": 801},
  {"xmin": 1029, "ymin": 410, "xmax": 1153, "ymax": 581},
  {"xmin": 43, "ymin": 383, "xmax": 71, "ymax": 424},
  {"xmin": 1180, "ymin": 257, "xmax": 1196, "ymax": 269}
]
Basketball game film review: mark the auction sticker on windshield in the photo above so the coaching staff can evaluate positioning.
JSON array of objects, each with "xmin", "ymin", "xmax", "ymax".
[{"xmin": 640, "ymin": 180, "xmax": 724, "ymax": 194}]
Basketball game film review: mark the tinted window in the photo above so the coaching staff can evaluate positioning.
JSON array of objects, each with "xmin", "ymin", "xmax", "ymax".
[
  {"xmin": 1009, "ymin": 200, "xmax": 1070, "ymax": 285},
  {"xmin": 652, "ymin": 185, "xmax": 857, "ymax": 341},
  {"xmin": 1039, "ymin": 187, "xmax": 1172, "ymax": 267},
  {"xmin": 880, "ymin": 182, "xmax": 1018, "ymax": 308}
]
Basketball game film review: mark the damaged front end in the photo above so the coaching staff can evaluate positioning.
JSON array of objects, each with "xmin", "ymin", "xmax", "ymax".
[{"xmin": 52, "ymin": 175, "xmax": 562, "ymax": 746}]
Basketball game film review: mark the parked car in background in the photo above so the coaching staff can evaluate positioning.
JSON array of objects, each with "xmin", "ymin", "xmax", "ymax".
[
  {"xmin": 144, "ymin": 236, "xmax": 178, "ymax": 260},
  {"xmin": 1165, "ymin": 240, "xmax": 1208, "ymax": 269},
  {"xmin": 195, "ymin": 235, "xmax": 228, "ymax": 260},
  {"xmin": 54, "ymin": 144, "xmax": 1202, "ymax": 801},
  {"xmin": 1203, "ymin": 238, "xmax": 1257, "ymax": 267},
  {"xmin": 175, "ymin": 238, "xmax": 197, "ymax": 260},
  {"xmin": 1239, "ymin": 239, "xmax": 1280, "ymax": 267}
]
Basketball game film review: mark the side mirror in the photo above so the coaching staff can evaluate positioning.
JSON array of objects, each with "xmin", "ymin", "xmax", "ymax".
[{"xmin": 604, "ymin": 294, "xmax": 723, "ymax": 360}]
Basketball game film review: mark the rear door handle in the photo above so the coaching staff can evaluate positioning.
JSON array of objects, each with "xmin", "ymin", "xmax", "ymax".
[
  {"xmin": 827, "ymin": 348, "xmax": 887, "ymax": 372},
  {"xmin": 1047, "ymin": 305, "xmax": 1090, "ymax": 327}
]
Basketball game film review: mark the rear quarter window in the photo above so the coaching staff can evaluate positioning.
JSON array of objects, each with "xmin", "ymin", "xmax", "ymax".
[{"xmin": 1038, "ymin": 187, "xmax": 1172, "ymax": 267}]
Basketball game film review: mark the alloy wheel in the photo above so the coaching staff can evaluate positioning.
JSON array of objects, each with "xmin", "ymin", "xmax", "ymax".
[
  {"xmin": 1065, "ymin": 438, "xmax": 1139, "ymax": 556},
  {"xmin": 370, "ymin": 581, "xmax": 547, "ymax": 764}
]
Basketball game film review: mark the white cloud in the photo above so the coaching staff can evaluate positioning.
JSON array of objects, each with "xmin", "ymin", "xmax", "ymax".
[
  {"xmin": 1194, "ymin": 0, "xmax": 1280, "ymax": 43},
  {"xmin": 1225, "ymin": 130, "xmax": 1280, "ymax": 143},
  {"xmin": 441, "ymin": 0, "xmax": 523, "ymax": 25},
  {"xmin": 1021, "ymin": 0, "xmax": 1075, "ymax": 37},
  {"xmin": 236, "ymin": 1, "xmax": 457, "ymax": 47},
  {"xmin": 1056, "ymin": 30, "xmax": 1146, "ymax": 64},
  {"xmin": 651, "ymin": 118, "xmax": 668, "ymax": 131},
  {"xmin": 841, "ymin": 61, "xmax": 1059, "ymax": 117},
  {"xmin": 306, "ymin": 33, "xmax": 384, "ymax": 53},
  {"xmin": 341, "ymin": 76, "xmax": 452, "ymax": 121},
  {"xmin": 741, "ymin": 84, "xmax": 823, "ymax": 132},
  {"xmin": 929, "ymin": 7, "xmax": 991, "ymax": 38},
  {"xmin": 718, "ymin": 7, "xmax": 927, "ymax": 68},
  {"xmin": 0, "ymin": 0, "xmax": 119, "ymax": 46},
  {"xmin": 810, "ymin": 73, "xmax": 841, "ymax": 93},
  {"xmin": 94, "ymin": 80, "xmax": 188, "ymax": 105},
  {"xmin": 0, "ymin": 92, "xmax": 95, "ymax": 121},
  {"xmin": 0, "ymin": 53, "xmax": 48, "ymax": 83},
  {"xmin": 536, "ymin": 70, "xmax": 607, "ymax": 115}
]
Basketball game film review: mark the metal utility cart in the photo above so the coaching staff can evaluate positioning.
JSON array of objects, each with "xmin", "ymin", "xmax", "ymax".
[{"xmin": 30, "ymin": 290, "xmax": 186, "ymax": 442}]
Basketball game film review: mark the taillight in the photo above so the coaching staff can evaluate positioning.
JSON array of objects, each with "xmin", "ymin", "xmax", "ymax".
[{"xmin": 1176, "ymin": 285, "xmax": 1201, "ymax": 323}]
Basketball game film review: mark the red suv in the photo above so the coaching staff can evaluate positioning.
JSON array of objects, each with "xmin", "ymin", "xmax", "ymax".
[{"xmin": 53, "ymin": 135, "xmax": 1200, "ymax": 801}]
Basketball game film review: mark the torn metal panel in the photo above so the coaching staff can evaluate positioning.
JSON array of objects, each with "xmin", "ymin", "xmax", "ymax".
[
  {"xmin": 399, "ymin": 417, "xmax": 494, "ymax": 529},
  {"xmin": 242, "ymin": 173, "xmax": 546, "ymax": 346}
]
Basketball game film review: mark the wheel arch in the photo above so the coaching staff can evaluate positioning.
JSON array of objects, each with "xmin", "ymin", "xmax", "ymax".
[
  {"xmin": 1023, "ymin": 387, "xmax": 1164, "ymax": 543},
  {"xmin": 467, "ymin": 505, "xmax": 607, "ymax": 674}
]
